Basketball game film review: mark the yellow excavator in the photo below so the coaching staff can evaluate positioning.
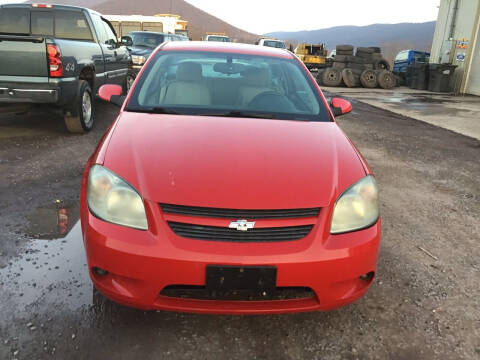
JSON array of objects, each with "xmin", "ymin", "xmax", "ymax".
[{"xmin": 294, "ymin": 43, "xmax": 328, "ymax": 70}]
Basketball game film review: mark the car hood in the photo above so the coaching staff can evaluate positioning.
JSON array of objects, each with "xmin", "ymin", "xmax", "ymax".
[{"xmin": 103, "ymin": 113, "xmax": 366, "ymax": 209}]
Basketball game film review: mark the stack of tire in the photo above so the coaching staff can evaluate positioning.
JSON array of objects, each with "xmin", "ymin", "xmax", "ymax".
[{"xmin": 319, "ymin": 45, "xmax": 396, "ymax": 90}]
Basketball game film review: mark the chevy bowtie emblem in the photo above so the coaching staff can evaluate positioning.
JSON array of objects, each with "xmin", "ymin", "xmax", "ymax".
[{"xmin": 229, "ymin": 219, "xmax": 255, "ymax": 231}]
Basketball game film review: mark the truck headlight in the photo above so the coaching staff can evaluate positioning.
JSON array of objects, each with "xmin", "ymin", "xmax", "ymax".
[
  {"xmin": 330, "ymin": 175, "xmax": 379, "ymax": 234},
  {"xmin": 131, "ymin": 55, "xmax": 146, "ymax": 65},
  {"xmin": 87, "ymin": 165, "xmax": 148, "ymax": 230}
]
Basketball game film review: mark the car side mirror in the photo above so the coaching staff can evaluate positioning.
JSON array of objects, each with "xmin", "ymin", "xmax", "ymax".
[
  {"xmin": 121, "ymin": 36, "xmax": 133, "ymax": 47},
  {"xmin": 98, "ymin": 84, "xmax": 125, "ymax": 107},
  {"xmin": 330, "ymin": 97, "xmax": 352, "ymax": 117}
]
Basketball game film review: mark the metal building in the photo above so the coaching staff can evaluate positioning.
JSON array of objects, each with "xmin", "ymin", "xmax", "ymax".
[{"xmin": 430, "ymin": 0, "xmax": 480, "ymax": 95}]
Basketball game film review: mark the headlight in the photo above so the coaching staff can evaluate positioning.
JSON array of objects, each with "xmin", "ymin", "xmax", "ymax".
[
  {"xmin": 330, "ymin": 175, "xmax": 379, "ymax": 234},
  {"xmin": 87, "ymin": 165, "xmax": 148, "ymax": 230},
  {"xmin": 131, "ymin": 55, "xmax": 146, "ymax": 65}
]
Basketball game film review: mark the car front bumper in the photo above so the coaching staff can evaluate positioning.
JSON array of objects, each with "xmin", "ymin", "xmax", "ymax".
[{"xmin": 82, "ymin": 200, "xmax": 381, "ymax": 315}]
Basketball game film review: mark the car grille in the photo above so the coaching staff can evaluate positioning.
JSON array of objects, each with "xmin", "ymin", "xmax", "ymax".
[
  {"xmin": 160, "ymin": 203, "xmax": 320, "ymax": 219},
  {"xmin": 167, "ymin": 221, "xmax": 313, "ymax": 242},
  {"xmin": 160, "ymin": 285, "xmax": 315, "ymax": 301}
]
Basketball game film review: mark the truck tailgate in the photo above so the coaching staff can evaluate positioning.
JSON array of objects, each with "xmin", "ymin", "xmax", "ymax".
[{"xmin": 0, "ymin": 35, "xmax": 48, "ymax": 77}]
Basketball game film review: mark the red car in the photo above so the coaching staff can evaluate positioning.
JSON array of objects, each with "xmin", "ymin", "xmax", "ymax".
[{"xmin": 80, "ymin": 42, "xmax": 380, "ymax": 314}]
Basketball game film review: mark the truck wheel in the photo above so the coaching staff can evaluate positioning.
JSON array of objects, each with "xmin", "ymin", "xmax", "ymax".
[
  {"xmin": 376, "ymin": 70, "xmax": 396, "ymax": 89},
  {"xmin": 64, "ymin": 80, "xmax": 94, "ymax": 133},
  {"xmin": 360, "ymin": 70, "xmax": 378, "ymax": 88},
  {"xmin": 322, "ymin": 68, "xmax": 343, "ymax": 87}
]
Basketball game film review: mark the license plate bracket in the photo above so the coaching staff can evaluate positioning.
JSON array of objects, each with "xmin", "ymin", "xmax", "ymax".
[{"xmin": 206, "ymin": 265, "xmax": 277, "ymax": 295}]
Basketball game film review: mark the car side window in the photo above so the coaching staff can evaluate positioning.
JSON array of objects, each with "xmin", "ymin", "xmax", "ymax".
[
  {"xmin": 102, "ymin": 20, "xmax": 117, "ymax": 44},
  {"xmin": 92, "ymin": 14, "xmax": 107, "ymax": 43}
]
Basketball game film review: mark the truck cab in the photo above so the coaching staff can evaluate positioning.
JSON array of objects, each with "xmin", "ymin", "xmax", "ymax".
[{"xmin": 393, "ymin": 50, "xmax": 430, "ymax": 74}]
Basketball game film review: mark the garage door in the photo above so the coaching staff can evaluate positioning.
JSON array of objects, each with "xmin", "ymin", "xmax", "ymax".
[{"xmin": 466, "ymin": 21, "xmax": 480, "ymax": 95}]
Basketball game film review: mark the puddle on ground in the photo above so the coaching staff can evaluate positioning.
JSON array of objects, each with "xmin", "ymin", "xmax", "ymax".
[
  {"xmin": 0, "ymin": 203, "xmax": 92, "ymax": 312},
  {"xmin": 25, "ymin": 201, "xmax": 79, "ymax": 239}
]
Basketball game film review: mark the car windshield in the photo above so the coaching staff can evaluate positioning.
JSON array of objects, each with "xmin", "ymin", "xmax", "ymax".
[
  {"xmin": 263, "ymin": 40, "xmax": 285, "ymax": 49},
  {"xmin": 126, "ymin": 51, "xmax": 329, "ymax": 122},
  {"xmin": 132, "ymin": 33, "xmax": 165, "ymax": 48}
]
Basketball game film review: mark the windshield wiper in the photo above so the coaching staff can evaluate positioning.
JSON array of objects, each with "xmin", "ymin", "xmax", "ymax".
[
  {"xmin": 200, "ymin": 111, "xmax": 277, "ymax": 119},
  {"xmin": 125, "ymin": 106, "xmax": 180, "ymax": 115},
  {"xmin": 125, "ymin": 107, "xmax": 280, "ymax": 119}
]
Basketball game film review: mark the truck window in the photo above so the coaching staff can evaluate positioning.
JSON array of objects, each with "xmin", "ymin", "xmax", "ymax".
[
  {"xmin": 31, "ymin": 11, "xmax": 54, "ymax": 36},
  {"xmin": 55, "ymin": 10, "xmax": 93, "ymax": 41},
  {"xmin": 414, "ymin": 52, "xmax": 426, "ymax": 62},
  {"xmin": 0, "ymin": 8, "xmax": 30, "ymax": 35},
  {"xmin": 395, "ymin": 51, "xmax": 408, "ymax": 62},
  {"xmin": 91, "ymin": 14, "xmax": 107, "ymax": 43},
  {"xmin": 102, "ymin": 19, "xmax": 117, "ymax": 43}
]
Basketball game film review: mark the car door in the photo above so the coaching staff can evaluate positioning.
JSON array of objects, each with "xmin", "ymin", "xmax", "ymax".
[
  {"xmin": 90, "ymin": 14, "xmax": 112, "ymax": 88},
  {"xmin": 101, "ymin": 19, "xmax": 129, "ymax": 85}
]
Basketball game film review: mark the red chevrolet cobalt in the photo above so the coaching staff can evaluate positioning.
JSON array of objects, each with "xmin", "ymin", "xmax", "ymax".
[{"xmin": 80, "ymin": 42, "xmax": 380, "ymax": 314}]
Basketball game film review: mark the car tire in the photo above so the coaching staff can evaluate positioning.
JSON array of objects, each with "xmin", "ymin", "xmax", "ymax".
[
  {"xmin": 333, "ymin": 54, "xmax": 348, "ymax": 62},
  {"xmin": 125, "ymin": 71, "xmax": 136, "ymax": 93},
  {"xmin": 342, "ymin": 68, "xmax": 361, "ymax": 88},
  {"xmin": 348, "ymin": 62, "xmax": 373, "ymax": 70},
  {"xmin": 376, "ymin": 69, "xmax": 396, "ymax": 89},
  {"xmin": 322, "ymin": 68, "xmax": 343, "ymax": 87},
  {"xmin": 360, "ymin": 69, "xmax": 378, "ymax": 88},
  {"xmin": 349, "ymin": 56, "xmax": 367, "ymax": 64},
  {"xmin": 369, "ymin": 46, "xmax": 382, "ymax": 53},
  {"xmin": 336, "ymin": 44, "xmax": 354, "ymax": 52},
  {"xmin": 333, "ymin": 62, "xmax": 346, "ymax": 69},
  {"xmin": 316, "ymin": 70, "xmax": 325, "ymax": 84},
  {"xmin": 336, "ymin": 50, "xmax": 354, "ymax": 56},
  {"xmin": 373, "ymin": 59, "xmax": 390, "ymax": 70},
  {"xmin": 356, "ymin": 47, "xmax": 374, "ymax": 55},
  {"xmin": 64, "ymin": 80, "xmax": 94, "ymax": 133}
]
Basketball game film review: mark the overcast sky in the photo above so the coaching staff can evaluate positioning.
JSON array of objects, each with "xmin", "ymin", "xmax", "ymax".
[
  {"xmin": 0, "ymin": 0, "xmax": 440, "ymax": 34},
  {"xmin": 187, "ymin": 0, "xmax": 440, "ymax": 34}
]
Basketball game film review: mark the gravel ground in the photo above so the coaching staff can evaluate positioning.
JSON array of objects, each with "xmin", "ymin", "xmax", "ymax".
[{"xmin": 0, "ymin": 99, "xmax": 479, "ymax": 359}]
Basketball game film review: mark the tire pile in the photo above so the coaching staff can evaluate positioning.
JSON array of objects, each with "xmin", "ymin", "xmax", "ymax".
[{"xmin": 319, "ymin": 45, "xmax": 396, "ymax": 89}]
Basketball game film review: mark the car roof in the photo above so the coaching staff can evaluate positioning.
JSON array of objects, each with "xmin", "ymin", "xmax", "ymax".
[
  {"xmin": 161, "ymin": 41, "xmax": 294, "ymax": 59},
  {"xmin": 1, "ymin": 3, "xmax": 102, "ymax": 16},
  {"xmin": 129, "ymin": 31, "xmax": 168, "ymax": 35},
  {"xmin": 260, "ymin": 39, "xmax": 284, "ymax": 42}
]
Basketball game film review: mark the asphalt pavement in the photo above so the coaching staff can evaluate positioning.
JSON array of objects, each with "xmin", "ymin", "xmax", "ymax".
[{"xmin": 0, "ymin": 99, "xmax": 479, "ymax": 359}]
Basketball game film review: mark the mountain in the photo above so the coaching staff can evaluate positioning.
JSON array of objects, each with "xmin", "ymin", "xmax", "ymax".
[
  {"xmin": 266, "ymin": 22, "xmax": 436, "ymax": 63},
  {"xmin": 24, "ymin": 0, "xmax": 259, "ymax": 42},
  {"xmin": 266, "ymin": 22, "xmax": 435, "ymax": 49}
]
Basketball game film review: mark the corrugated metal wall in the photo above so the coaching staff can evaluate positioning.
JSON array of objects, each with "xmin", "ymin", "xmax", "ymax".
[
  {"xmin": 430, "ymin": 0, "xmax": 480, "ymax": 94},
  {"xmin": 465, "ymin": 11, "xmax": 480, "ymax": 95}
]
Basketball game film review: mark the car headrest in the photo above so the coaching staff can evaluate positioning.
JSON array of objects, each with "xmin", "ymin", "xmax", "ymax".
[
  {"xmin": 243, "ymin": 67, "xmax": 271, "ymax": 87},
  {"xmin": 176, "ymin": 62, "xmax": 203, "ymax": 82}
]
